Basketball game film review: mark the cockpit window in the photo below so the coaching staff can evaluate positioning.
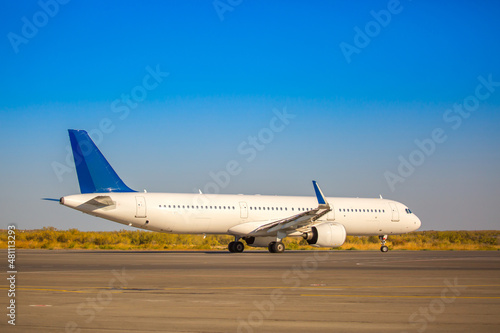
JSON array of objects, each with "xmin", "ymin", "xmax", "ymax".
[{"xmin": 405, "ymin": 208, "xmax": 412, "ymax": 214}]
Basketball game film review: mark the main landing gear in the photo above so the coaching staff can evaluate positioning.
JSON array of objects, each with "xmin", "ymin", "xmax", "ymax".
[
  {"xmin": 228, "ymin": 238, "xmax": 245, "ymax": 253},
  {"xmin": 227, "ymin": 237, "xmax": 286, "ymax": 253},
  {"xmin": 228, "ymin": 241, "xmax": 245, "ymax": 253},
  {"xmin": 379, "ymin": 235, "xmax": 389, "ymax": 252},
  {"xmin": 268, "ymin": 241, "xmax": 285, "ymax": 253}
]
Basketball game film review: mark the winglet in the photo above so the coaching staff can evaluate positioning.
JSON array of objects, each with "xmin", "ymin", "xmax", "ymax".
[
  {"xmin": 68, "ymin": 129, "xmax": 136, "ymax": 193},
  {"xmin": 312, "ymin": 180, "xmax": 329, "ymax": 208}
]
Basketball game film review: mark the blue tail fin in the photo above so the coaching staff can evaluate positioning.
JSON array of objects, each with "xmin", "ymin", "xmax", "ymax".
[{"xmin": 68, "ymin": 129, "xmax": 136, "ymax": 193}]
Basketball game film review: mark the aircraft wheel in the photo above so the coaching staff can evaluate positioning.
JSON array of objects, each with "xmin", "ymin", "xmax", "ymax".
[
  {"xmin": 274, "ymin": 242, "xmax": 285, "ymax": 253},
  {"xmin": 380, "ymin": 245, "xmax": 389, "ymax": 253},
  {"xmin": 228, "ymin": 241, "xmax": 236, "ymax": 253},
  {"xmin": 234, "ymin": 241, "xmax": 245, "ymax": 253},
  {"xmin": 268, "ymin": 242, "xmax": 276, "ymax": 253},
  {"xmin": 273, "ymin": 242, "xmax": 285, "ymax": 253}
]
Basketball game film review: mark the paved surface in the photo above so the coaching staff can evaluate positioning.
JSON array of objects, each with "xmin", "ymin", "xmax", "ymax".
[{"xmin": 1, "ymin": 250, "xmax": 500, "ymax": 332}]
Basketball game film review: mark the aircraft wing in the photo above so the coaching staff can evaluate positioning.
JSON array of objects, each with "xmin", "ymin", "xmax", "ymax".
[{"xmin": 228, "ymin": 181, "xmax": 331, "ymax": 236}]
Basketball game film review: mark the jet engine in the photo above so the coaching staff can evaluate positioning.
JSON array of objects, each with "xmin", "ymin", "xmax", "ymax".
[{"xmin": 303, "ymin": 222, "xmax": 346, "ymax": 248}]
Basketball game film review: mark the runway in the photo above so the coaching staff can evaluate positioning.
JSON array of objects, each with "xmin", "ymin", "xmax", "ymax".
[{"xmin": 2, "ymin": 250, "xmax": 500, "ymax": 332}]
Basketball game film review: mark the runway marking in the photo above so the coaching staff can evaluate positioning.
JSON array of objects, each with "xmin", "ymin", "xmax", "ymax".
[
  {"xmin": 0, "ymin": 287, "xmax": 122, "ymax": 293},
  {"xmin": 150, "ymin": 284, "xmax": 500, "ymax": 291},
  {"xmin": 356, "ymin": 257, "xmax": 500, "ymax": 266},
  {"xmin": 2, "ymin": 284, "xmax": 499, "ymax": 294},
  {"xmin": 301, "ymin": 294, "xmax": 500, "ymax": 299},
  {"xmin": 15, "ymin": 288, "xmax": 86, "ymax": 293}
]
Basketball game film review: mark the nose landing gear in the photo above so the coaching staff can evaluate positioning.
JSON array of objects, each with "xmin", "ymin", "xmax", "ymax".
[{"xmin": 379, "ymin": 235, "xmax": 389, "ymax": 252}]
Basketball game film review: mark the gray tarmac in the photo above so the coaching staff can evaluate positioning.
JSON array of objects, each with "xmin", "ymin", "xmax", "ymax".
[{"xmin": 1, "ymin": 250, "xmax": 500, "ymax": 332}]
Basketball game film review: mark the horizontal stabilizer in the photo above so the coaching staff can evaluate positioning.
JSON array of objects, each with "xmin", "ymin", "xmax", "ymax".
[
  {"xmin": 42, "ymin": 198, "xmax": 60, "ymax": 202},
  {"xmin": 84, "ymin": 196, "xmax": 115, "ymax": 208}
]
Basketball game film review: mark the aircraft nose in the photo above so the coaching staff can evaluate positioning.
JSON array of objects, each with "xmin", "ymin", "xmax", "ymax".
[{"xmin": 414, "ymin": 216, "xmax": 422, "ymax": 230}]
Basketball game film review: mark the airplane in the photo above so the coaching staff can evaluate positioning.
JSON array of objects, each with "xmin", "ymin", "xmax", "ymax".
[{"xmin": 54, "ymin": 129, "xmax": 421, "ymax": 253}]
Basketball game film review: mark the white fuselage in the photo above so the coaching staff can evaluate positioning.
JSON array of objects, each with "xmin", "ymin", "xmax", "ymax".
[{"xmin": 61, "ymin": 193, "xmax": 421, "ymax": 237}]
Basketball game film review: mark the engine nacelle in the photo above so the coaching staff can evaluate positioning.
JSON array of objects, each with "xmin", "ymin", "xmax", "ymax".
[
  {"xmin": 303, "ymin": 222, "xmax": 346, "ymax": 248},
  {"xmin": 243, "ymin": 236, "xmax": 276, "ymax": 248}
]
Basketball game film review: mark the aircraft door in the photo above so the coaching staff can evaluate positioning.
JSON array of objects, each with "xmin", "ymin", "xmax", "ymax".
[
  {"xmin": 135, "ymin": 196, "xmax": 147, "ymax": 218},
  {"xmin": 389, "ymin": 202, "xmax": 399, "ymax": 222},
  {"xmin": 239, "ymin": 201, "xmax": 248, "ymax": 219}
]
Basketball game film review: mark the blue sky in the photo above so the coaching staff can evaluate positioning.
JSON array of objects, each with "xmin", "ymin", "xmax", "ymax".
[{"xmin": 1, "ymin": 0, "xmax": 499, "ymax": 231}]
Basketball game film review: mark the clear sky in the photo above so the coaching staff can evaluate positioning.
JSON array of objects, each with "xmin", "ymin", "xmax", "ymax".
[{"xmin": 1, "ymin": 0, "xmax": 499, "ymax": 231}]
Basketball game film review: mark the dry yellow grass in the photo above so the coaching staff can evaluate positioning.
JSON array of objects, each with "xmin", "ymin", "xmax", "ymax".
[{"xmin": 1, "ymin": 228, "xmax": 499, "ymax": 251}]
